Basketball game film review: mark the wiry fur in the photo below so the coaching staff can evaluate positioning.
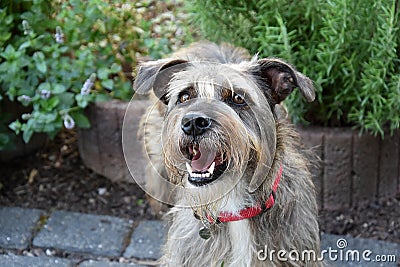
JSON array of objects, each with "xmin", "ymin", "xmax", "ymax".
[
  {"xmin": 136, "ymin": 41, "xmax": 323, "ymax": 266},
  {"xmin": 164, "ymin": 124, "xmax": 320, "ymax": 266}
]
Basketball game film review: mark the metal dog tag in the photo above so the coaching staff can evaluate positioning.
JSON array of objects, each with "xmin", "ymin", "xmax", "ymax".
[{"xmin": 199, "ymin": 227, "xmax": 211, "ymax": 240}]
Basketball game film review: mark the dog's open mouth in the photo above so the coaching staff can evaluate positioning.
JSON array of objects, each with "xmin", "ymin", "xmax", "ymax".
[{"xmin": 185, "ymin": 143, "xmax": 227, "ymax": 186}]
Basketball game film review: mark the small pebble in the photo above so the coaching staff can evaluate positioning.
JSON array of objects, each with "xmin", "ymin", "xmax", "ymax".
[{"xmin": 98, "ymin": 187, "xmax": 107, "ymax": 195}]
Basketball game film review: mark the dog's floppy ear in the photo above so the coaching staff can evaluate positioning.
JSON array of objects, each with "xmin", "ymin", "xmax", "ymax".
[
  {"xmin": 256, "ymin": 58, "xmax": 315, "ymax": 105},
  {"xmin": 134, "ymin": 59, "xmax": 188, "ymax": 104}
]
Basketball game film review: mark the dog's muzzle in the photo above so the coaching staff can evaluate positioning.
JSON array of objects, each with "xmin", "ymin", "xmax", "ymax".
[{"xmin": 181, "ymin": 113, "xmax": 227, "ymax": 186}]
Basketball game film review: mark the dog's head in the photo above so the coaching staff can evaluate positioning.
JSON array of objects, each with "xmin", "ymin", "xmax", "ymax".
[{"xmin": 135, "ymin": 55, "xmax": 314, "ymax": 200}]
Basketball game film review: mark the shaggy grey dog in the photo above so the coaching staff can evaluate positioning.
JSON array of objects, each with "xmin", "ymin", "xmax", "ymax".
[{"xmin": 135, "ymin": 42, "xmax": 322, "ymax": 266}]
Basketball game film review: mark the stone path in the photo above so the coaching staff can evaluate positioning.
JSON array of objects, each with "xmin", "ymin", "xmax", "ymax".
[
  {"xmin": 0, "ymin": 206, "xmax": 398, "ymax": 266},
  {"xmin": 0, "ymin": 207, "xmax": 165, "ymax": 266}
]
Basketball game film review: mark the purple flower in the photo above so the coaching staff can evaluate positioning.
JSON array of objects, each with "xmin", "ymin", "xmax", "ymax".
[
  {"xmin": 80, "ymin": 73, "xmax": 96, "ymax": 95},
  {"xmin": 17, "ymin": 95, "xmax": 32, "ymax": 105},
  {"xmin": 63, "ymin": 114, "xmax": 75, "ymax": 129},
  {"xmin": 21, "ymin": 113, "xmax": 31, "ymax": 120},
  {"xmin": 40, "ymin": 89, "xmax": 51, "ymax": 99},
  {"xmin": 54, "ymin": 26, "xmax": 64, "ymax": 44},
  {"xmin": 22, "ymin": 20, "xmax": 32, "ymax": 35}
]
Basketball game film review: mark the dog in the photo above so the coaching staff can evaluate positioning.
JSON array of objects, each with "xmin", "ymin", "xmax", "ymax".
[{"xmin": 135, "ymin": 42, "xmax": 322, "ymax": 266}]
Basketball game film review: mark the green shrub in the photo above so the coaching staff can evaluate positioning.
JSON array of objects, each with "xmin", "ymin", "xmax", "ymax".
[
  {"xmin": 187, "ymin": 0, "xmax": 400, "ymax": 136},
  {"xmin": 0, "ymin": 0, "xmax": 189, "ymax": 150}
]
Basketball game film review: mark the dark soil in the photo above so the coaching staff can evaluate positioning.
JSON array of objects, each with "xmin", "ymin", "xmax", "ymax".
[
  {"xmin": 0, "ymin": 130, "xmax": 156, "ymax": 221},
  {"xmin": 319, "ymin": 198, "xmax": 400, "ymax": 244},
  {"xmin": 0, "ymin": 130, "xmax": 399, "ymax": 244}
]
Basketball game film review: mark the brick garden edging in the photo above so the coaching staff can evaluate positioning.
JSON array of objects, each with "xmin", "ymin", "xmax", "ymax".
[
  {"xmin": 78, "ymin": 99, "xmax": 151, "ymax": 185},
  {"xmin": 297, "ymin": 126, "xmax": 400, "ymax": 211}
]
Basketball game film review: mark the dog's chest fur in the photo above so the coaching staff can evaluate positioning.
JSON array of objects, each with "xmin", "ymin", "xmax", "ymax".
[
  {"xmin": 164, "ymin": 207, "xmax": 254, "ymax": 267},
  {"xmin": 218, "ymin": 192, "xmax": 254, "ymax": 266},
  {"xmin": 228, "ymin": 220, "xmax": 253, "ymax": 266},
  {"xmin": 164, "ymin": 188, "xmax": 259, "ymax": 266}
]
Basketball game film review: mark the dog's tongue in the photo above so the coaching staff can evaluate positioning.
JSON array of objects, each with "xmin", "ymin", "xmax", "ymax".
[{"xmin": 191, "ymin": 146, "xmax": 217, "ymax": 172}]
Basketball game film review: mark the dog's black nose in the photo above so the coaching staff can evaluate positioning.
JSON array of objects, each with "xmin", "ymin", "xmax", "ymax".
[{"xmin": 181, "ymin": 114, "xmax": 212, "ymax": 137}]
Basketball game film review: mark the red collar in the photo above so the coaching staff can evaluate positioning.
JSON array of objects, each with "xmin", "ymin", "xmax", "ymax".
[{"xmin": 199, "ymin": 165, "xmax": 283, "ymax": 224}]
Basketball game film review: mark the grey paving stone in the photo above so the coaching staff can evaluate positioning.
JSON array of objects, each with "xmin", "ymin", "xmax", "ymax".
[
  {"xmin": 321, "ymin": 233, "xmax": 399, "ymax": 266},
  {"xmin": 79, "ymin": 259, "xmax": 145, "ymax": 267},
  {"xmin": 124, "ymin": 220, "xmax": 167, "ymax": 260},
  {"xmin": 0, "ymin": 207, "xmax": 44, "ymax": 249},
  {"xmin": 33, "ymin": 210, "xmax": 132, "ymax": 257},
  {"xmin": 0, "ymin": 254, "xmax": 73, "ymax": 267}
]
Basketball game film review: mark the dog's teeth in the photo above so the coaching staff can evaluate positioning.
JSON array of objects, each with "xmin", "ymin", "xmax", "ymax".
[
  {"xmin": 208, "ymin": 162, "xmax": 215, "ymax": 174},
  {"xmin": 187, "ymin": 162, "xmax": 214, "ymax": 179},
  {"xmin": 186, "ymin": 162, "xmax": 193, "ymax": 173}
]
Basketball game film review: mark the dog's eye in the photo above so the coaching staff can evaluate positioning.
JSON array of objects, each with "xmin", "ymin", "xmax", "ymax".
[
  {"xmin": 178, "ymin": 92, "xmax": 191, "ymax": 104},
  {"xmin": 232, "ymin": 93, "xmax": 246, "ymax": 105}
]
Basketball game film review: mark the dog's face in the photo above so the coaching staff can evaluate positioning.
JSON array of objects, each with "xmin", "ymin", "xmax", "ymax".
[
  {"xmin": 160, "ymin": 62, "xmax": 276, "ymax": 191},
  {"xmin": 135, "ymin": 57, "xmax": 314, "ymax": 201}
]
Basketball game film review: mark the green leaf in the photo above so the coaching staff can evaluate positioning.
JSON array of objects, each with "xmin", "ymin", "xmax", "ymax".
[
  {"xmin": 75, "ymin": 93, "xmax": 89, "ymax": 108},
  {"xmin": 53, "ymin": 83, "xmax": 66, "ymax": 94},
  {"xmin": 101, "ymin": 79, "xmax": 114, "ymax": 90},
  {"xmin": 43, "ymin": 123, "xmax": 56, "ymax": 132},
  {"xmin": 110, "ymin": 63, "xmax": 121, "ymax": 73},
  {"xmin": 33, "ymin": 52, "xmax": 47, "ymax": 74},
  {"xmin": 71, "ymin": 112, "xmax": 91, "ymax": 128},
  {"xmin": 0, "ymin": 33, "xmax": 11, "ymax": 45},
  {"xmin": 19, "ymin": 41, "xmax": 31, "ymax": 50},
  {"xmin": 22, "ymin": 129, "xmax": 33, "ymax": 143},
  {"xmin": 58, "ymin": 92, "xmax": 75, "ymax": 108},
  {"xmin": 95, "ymin": 93, "xmax": 111, "ymax": 102},
  {"xmin": 9, "ymin": 120, "xmax": 22, "ymax": 134},
  {"xmin": 0, "ymin": 45, "xmax": 16, "ymax": 60},
  {"xmin": 34, "ymin": 51, "xmax": 44, "ymax": 60},
  {"xmin": 43, "ymin": 96, "xmax": 60, "ymax": 110},
  {"xmin": 98, "ymin": 67, "xmax": 110, "ymax": 80},
  {"xmin": 38, "ymin": 82, "xmax": 51, "ymax": 92},
  {"xmin": 36, "ymin": 61, "xmax": 47, "ymax": 74}
]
